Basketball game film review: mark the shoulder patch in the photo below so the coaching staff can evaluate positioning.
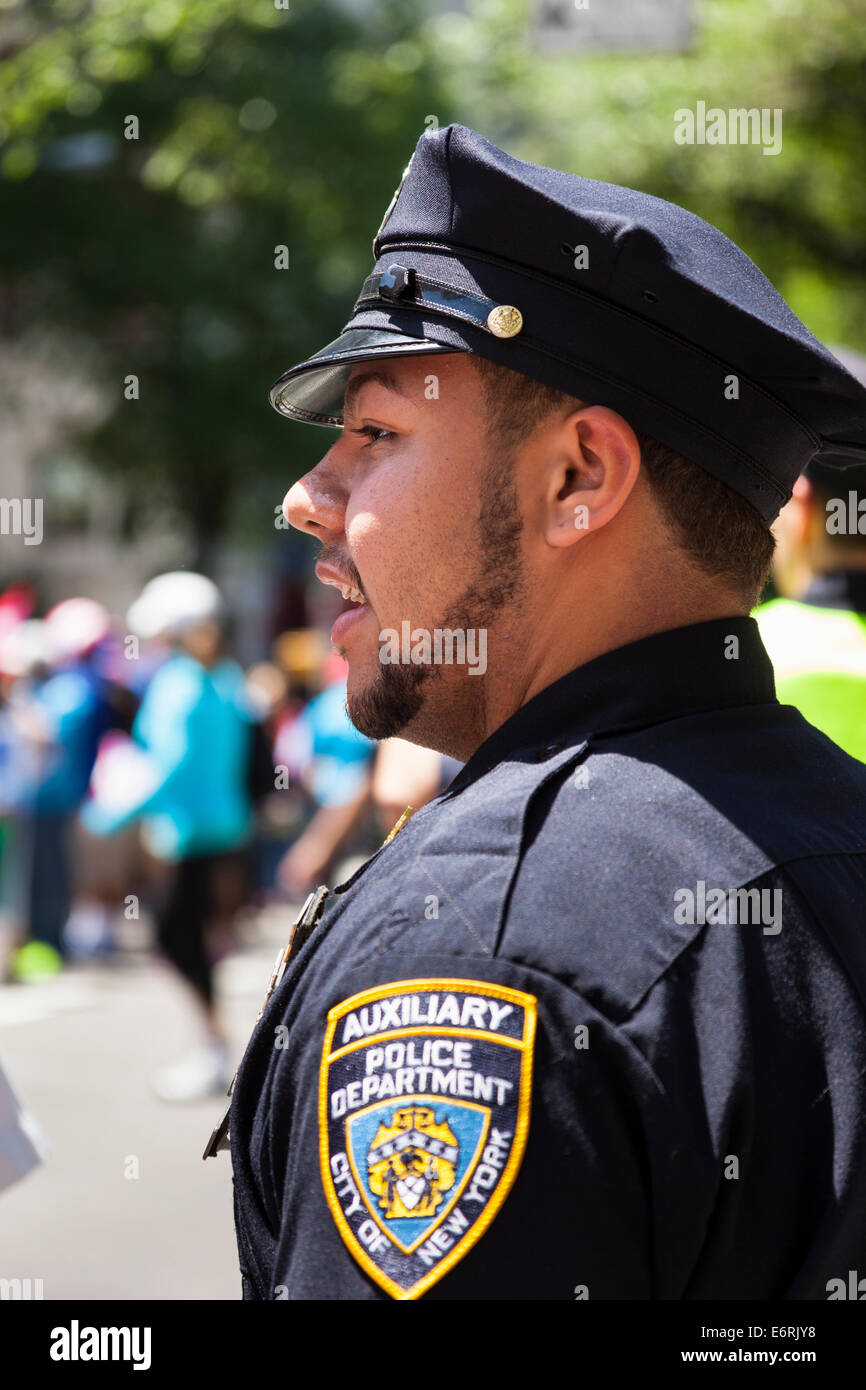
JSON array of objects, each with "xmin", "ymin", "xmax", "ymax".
[{"xmin": 319, "ymin": 977, "xmax": 536, "ymax": 1299}]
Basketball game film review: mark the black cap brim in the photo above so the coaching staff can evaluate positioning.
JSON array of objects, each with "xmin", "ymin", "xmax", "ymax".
[{"xmin": 269, "ymin": 327, "xmax": 455, "ymax": 426}]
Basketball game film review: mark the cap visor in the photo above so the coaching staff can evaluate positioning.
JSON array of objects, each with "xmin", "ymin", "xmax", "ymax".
[{"xmin": 269, "ymin": 328, "xmax": 454, "ymax": 426}]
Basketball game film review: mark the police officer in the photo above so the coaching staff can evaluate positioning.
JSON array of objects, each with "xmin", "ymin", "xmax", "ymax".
[
  {"xmin": 756, "ymin": 348, "xmax": 866, "ymax": 763},
  {"xmin": 223, "ymin": 126, "xmax": 866, "ymax": 1300}
]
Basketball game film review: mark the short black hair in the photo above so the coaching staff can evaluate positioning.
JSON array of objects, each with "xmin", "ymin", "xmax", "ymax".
[{"xmin": 472, "ymin": 356, "xmax": 775, "ymax": 604}]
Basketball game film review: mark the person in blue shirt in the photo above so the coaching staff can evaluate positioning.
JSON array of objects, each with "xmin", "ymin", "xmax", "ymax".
[
  {"xmin": 276, "ymin": 672, "xmax": 376, "ymax": 896},
  {"xmin": 85, "ymin": 573, "xmax": 254, "ymax": 1102},
  {"xmin": 2, "ymin": 603, "xmax": 113, "ymax": 978}
]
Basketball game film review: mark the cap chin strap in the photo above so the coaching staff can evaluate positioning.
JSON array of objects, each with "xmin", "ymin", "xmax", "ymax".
[{"xmin": 355, "ymin": 265, "xmax": 520, "ymax": 338}]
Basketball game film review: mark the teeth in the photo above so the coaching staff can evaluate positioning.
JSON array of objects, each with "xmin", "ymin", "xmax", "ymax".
[{"xmin": 339, "ymin": 583, "xmax": 367, "ymax": 605}]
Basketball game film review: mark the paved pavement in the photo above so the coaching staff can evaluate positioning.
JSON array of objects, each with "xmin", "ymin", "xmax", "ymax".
[{"xmin": 0, "ymin": 906, "xmax": 295, "ymax": 1301}]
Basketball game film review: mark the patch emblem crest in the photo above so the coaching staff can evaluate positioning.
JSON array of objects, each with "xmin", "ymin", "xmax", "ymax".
[{"xmin": 319, "ymin": 978, "xmax": 536, "ymax": 1300}]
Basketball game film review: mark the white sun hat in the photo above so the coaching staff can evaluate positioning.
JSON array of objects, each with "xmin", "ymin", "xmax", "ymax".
[{"xmin": 126, "ymin": 571, "xmax": 224, "ymax": 641}]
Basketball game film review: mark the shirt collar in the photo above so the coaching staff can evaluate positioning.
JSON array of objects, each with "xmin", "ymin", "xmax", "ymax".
[{"xmin": 450, "ymin": 616, "xmax": 776, "ymax": 789}]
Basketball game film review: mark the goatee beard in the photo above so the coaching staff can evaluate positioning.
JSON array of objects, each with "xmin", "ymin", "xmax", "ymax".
[
  {"xmin": 344, "ymin": 446, "xmax": 526, "ymax": 743},
  {"xmin": 347, "ymin": 656, "xmax": 429, "ymax": 740}
]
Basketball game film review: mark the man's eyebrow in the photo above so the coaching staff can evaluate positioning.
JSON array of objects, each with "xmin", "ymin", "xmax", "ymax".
[{"xmin": 342, "ymin": 370, "xmax": 414, "ymax": 417}]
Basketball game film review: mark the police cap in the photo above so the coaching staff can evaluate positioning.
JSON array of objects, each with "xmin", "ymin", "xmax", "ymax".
[{"xmin": 269, "ymin": 124, "xmax": 866, "ymax": 523}]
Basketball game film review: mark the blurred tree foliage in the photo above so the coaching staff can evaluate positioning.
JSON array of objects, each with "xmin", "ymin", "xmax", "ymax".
[
  {"xmin": 0, "ymin": 0, "xmax": 864, "ymax": 554},
  {"xmin": 0, "ymin": 0, "xmax": 451, "ymax": 560},
  {"xmin": 460, "ymin": 0, "xmax": 866, "ymax": 350}
]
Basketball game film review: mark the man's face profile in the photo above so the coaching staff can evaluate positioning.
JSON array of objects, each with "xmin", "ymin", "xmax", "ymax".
[{"xmin": 283, "ymin": 353, "xmax": 529, "ymax": 756}]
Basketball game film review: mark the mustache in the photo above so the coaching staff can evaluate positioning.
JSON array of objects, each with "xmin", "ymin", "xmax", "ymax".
[{"xmin": 318, "ymin": 544, "xmax": 365, "ymax": 597}]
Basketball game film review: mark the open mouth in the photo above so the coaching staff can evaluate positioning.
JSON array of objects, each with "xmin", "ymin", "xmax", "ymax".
[
  {"xmin": 316, "ymin": 562, "xmax": 369, "ymax": 609},
  {"xmin": 316, "ymin": 562, "xmax": 371, "ymax": 649},
  {"xmin": 336, "ymin": 581, "xmax": 367, "ymax": 607}
]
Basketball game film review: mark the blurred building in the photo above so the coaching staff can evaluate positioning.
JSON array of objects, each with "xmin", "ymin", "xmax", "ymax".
[
  {"xmin": 534, "ymin": 0, "xmax": 694, "ymax": 52},
  {"xmin": 0, "ymin": 336, "xmax": 284, "ymax": 665}
]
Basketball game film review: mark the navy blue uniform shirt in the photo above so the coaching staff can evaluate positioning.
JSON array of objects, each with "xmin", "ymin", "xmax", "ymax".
[{"xmin": 230, "ymin": 617, "xmax": 866, "ymax": 1300}]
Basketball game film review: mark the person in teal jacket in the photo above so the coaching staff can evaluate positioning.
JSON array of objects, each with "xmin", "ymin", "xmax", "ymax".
[
  {"xmin": 84, "ymin": 573, "xmax": 254, "ymax": 1101},
  {"xmin": 128, "ymin": 651, "xmax": 253, "ymax": 862}
]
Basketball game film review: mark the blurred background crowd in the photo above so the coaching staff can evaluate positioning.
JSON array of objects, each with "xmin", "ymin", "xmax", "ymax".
[
  {"xmin": 0, "ymin": 571, "xmax": 459, "ymax": 1101},
  {"xmin": 0, "ymin": 0, "xmax": 864, "ymax": 1296}
]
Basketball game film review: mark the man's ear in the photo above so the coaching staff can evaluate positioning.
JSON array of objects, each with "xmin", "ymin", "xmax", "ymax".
[{"xmin": 544, "ymin": 406, "xmax": 642, "ymax": 549}]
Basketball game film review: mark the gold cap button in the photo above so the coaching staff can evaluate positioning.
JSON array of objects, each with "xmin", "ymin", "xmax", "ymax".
[{"xmin": 486, "ymin": 304, "xmax": 523, "ymax": 338}]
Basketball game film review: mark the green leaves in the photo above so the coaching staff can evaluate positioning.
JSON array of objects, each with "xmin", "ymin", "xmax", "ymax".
[{"xmin": 2, "ymin": 0, "xmax": 864, "ymax": 550}]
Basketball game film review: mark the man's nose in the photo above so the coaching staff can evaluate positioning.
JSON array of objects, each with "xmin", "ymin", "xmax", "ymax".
[{"xmin": 282, "ymin": 458, "xmax": 346, "ymax": 538}]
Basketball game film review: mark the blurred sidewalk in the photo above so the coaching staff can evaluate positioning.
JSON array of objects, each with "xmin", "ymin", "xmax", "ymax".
[{"xmin": 0, "ymin": 906, "xmax": 294, "ymax": 1301}]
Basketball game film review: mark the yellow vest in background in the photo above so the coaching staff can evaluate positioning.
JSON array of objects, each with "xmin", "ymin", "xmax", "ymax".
[{"xmin": 755, "ymin": 584, "xmax": 866, "ymax": 762}]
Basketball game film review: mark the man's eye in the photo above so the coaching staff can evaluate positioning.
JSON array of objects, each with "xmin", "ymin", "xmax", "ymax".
[{"xmin": 352, "ymin": 425, "xmax": 394, "ymax": 446}]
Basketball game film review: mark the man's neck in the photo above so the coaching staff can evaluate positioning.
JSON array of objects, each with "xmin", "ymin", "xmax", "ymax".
[
  {"xmin": 415, "ymin": 590, "xmax": 747, "ymax": 762},
  {"xmin": 495, "ymin": 588, "xmax": 746, "ymax": 737}
]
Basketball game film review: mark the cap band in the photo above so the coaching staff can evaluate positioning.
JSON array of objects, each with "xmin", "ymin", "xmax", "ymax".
[
  {"xmin": 356, "ymin": 266, "xmax": 519, "ymax": 338},
  {"xmin": 344, "ymin": 240, "xmax": 824, "ymax": 518}
]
